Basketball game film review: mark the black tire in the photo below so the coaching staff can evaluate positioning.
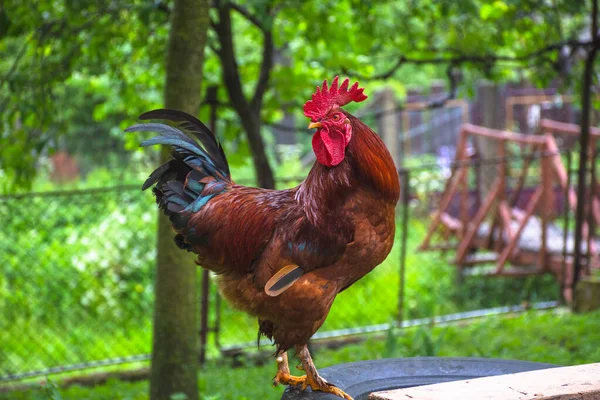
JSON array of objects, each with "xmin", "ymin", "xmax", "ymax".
[{"xmin": 281, "ymin": 357, "xmax": 559, "ymax": 400}]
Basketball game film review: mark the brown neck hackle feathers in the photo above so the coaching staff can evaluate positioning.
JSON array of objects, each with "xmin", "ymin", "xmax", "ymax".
[
  {"xmin": 346, "ymin": 114, "xmax": 400, "ymax": 203},
  {"xmin": 303, "ymin": 76, "xmax": 368, "ymax": 121}
]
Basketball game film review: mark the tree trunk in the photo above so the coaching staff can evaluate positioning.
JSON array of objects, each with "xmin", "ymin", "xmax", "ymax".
[
  {"xmin": 213, "ymin": 3, "xmax": 276, "ymax": 189},
  {"xmin": 478, "ymin": 81, "xmax": 503, "ymax": 195},
  {"xmin": 572, "ymin": 28, "xmax": 598, "ymax": 289},
  {"xmin": 150, "ymin": 0, "xmax": 209, "ymax": 399}
]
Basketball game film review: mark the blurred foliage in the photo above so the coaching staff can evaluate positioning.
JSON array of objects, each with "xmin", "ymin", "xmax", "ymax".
[
  {"xmin": 0, "ymin": 187, "xmax": 157, "ymax": 375},
  {"xmin": 0, "ymin": 188, "xmax": 157, "ymax": 325},
  {"xmin": 0, "ymin": 0, "xmax": 166, "ymax": 192},
  {"xmin": 1, "ymin": 0, "xmax": 593, "ymax": 192}
]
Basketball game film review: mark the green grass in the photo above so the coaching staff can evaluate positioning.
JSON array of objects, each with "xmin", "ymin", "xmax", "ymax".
[{"xmin": 4, "ymin": 309, "xmax": 600, "ymax": 400}]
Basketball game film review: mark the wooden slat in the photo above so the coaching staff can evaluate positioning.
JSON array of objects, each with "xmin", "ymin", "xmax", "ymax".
[
  {"xmin": 498, "ymin": 201, "xmax": 514, "ymax": 246},
  {"xmin": 492, "ymin": 140, "xmax": 507, "ymax": 254},
  {"xmin": 546, "ymin": 135, "xmax": 578, "ymax": 211},
  {"xmin": 593, "ymin": 196, "xmax": 600, "ymax": 227},
  {"xmin": 461, "ymin": 254, "xmax": 498, "ymax": 266},
  {"xmin": 540, "ymin": 118, "xmax": 600, "ymax": 137},
  {"xmin": 419, "ymin": 127, "xmax": 469, "ymax": 250},
  {"xmin": 496, "ymin": 186, "xmax": 543, "ymax": 273},
  {"xmin": 546, "ymin": 134, "xmax": 596, "ymax": 266},
  {"xmin": 539, "ymin": 150, "xmax": 554, "ymax": 272},
  {"xmin": 459, "ymin": 165, "xmax": 469, "ymax": 238},
  {"xmin": 541, "ymin": 118, "xmax": 600, "ymax": 263},
  {"xmin": 455, "ymin": 178, "xmax": 502, "ymax": 264},
  {"xmin": 370, "ymin": 363, "xmax": 600, "ymax": 400},
  {"xmin": 462, "ymin": 123, "xmax": 548, "ymax": 144},
  {"xmin": 419, "ymin": 163, "xmax": 469, "ymax": 250}
]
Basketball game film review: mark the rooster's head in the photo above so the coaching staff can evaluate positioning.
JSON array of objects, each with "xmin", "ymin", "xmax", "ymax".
[{"xmin": 303, "ymin": 76, "xmax": 367, "ymax": 167}]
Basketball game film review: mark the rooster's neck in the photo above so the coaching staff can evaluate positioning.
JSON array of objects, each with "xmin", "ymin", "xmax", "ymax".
[
  {"xmin": 346, "ymin": 115, "xmax": 400, "ymax": 203},
  {"xmin": 296, "ymin": 157, "xmax": 354, "ymax": 225},
  {"xmin": 296, "ymin": 115, "xmax": 400, "ymax": 225}
]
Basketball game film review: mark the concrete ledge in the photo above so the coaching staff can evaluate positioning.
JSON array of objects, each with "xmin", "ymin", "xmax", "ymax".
[
  {"xmin": 369, "ymin": 363, "xmax": 600, "ymax": 400},
  {"xmin": 282, "ymin": 357, "xmax": 558, "ymax": 399}
]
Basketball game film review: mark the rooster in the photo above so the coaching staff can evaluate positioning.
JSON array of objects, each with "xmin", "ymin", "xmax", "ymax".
[{"xmin": 127, "ymin": 77, "xmax": 400, "ymax": 399}]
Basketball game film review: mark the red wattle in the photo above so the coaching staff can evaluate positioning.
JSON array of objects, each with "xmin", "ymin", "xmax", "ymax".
[{"xmin": 312, "ymin": 127, "xmax": 346, "ymax": 167}]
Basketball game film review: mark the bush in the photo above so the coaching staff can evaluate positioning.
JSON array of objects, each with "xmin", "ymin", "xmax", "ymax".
[{"xmin": 0, "ymin": 188, "xmax": 156, "ymax": 324}]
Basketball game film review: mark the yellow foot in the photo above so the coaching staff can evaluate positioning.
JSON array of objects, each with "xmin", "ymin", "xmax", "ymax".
[
  {"xmin": 272, "ymin": 371, "xmax": 352, "ymax": 400},
  {"xmin": 272, "ymin": 370, "xmax": 307, "ymax": 387}
]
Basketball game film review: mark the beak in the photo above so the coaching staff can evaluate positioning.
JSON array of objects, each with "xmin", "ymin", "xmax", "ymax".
[{"xmin": 308, "ymin": 122, "xmax": 323, "ymax": 129}]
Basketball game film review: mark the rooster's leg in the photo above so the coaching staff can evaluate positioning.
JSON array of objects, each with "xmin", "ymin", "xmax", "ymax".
[
  {"xmin": 272, "ymin": 346, "xmax": 352, "ymax": 400},
  {"xmin": 272, "ymin": 351, "xmax": 305, "ymax": 387},
  {"xmin": 295, "ymin": 344, "xmax": 353, "ymax": 400}
]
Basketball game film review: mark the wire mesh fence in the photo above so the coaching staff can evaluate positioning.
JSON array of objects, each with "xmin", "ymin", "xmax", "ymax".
[
  {"xmin": 0, "ymin": 186, "xmax": 157, "ymax": 381},
  {"xmin": 2, "ymin": 146, "xmax": 596, "ymax": 386}
]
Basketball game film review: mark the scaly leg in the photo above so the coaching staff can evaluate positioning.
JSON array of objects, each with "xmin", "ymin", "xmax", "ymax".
[
  {"xmin": 272, "ymin": 351, "xmax": 306, "ymax": 387},
  {"xmin": 296, "ymin": 344, "xmax": 352, "ymax": 400},
  {"xmin": 272, "ymin": 347, "xmax": 352, "ymax": 399}
]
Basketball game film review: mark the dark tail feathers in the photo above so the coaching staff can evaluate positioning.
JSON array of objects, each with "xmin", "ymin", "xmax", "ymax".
[{"xmin": 125, "ymin": 109, "xmax": 231, "ymax": 216}]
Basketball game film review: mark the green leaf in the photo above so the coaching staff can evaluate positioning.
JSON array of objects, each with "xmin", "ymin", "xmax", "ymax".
[{"xmin": 480, "ymin": 1, "xmax": 509, "ymax": 20}]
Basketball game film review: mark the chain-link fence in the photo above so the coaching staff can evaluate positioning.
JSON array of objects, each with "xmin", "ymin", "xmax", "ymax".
[
  {"xmin": 3, "ymin": 147, "xmax": 596, "ymax": 386},
  {"xmin": 0, "ymin": 186, "xmax": 157, "ymax": 381}
]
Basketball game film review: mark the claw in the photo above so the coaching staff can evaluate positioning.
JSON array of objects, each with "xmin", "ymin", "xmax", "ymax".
[
  {"xmin": 274, "ymin": 370, "xmax": 352, "ymax": 399},
  {"xmin": 272, "ymin": 370, "xmax": 307, "ymax": 388},
  {"xmin": 273, "ymin": 348, "xmax": 353, "ymax": 399},
  {"xmin": 327, "ymin": 386, "xmax": 353, "ymax": 400}
]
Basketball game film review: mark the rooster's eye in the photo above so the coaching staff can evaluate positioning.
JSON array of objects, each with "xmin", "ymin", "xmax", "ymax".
[{"xmin": 332, "ymin": 114, "xmax": 340, "ymax": 121}]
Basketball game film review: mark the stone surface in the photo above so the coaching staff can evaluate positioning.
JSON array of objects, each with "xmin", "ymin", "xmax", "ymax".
[{"xmin": 370, "ymin": 362, "xmax": 600, "ymax": 400}]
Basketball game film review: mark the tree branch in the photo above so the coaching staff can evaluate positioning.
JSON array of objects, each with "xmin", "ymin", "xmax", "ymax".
[
  {"xmin": 155, "ymin": 1, "xmax": 171, "ymax": 14},
  {"xmin": 0, "ymin": 36, "xmax": 31, "ymax": 92},
  {"xmin": 211, "ymin": 2, "xmax": 276, "ymax": 113},
  {"xmin": 209, "ymin": 15, "xmax": 219, "ymax": 31},
  {"xmin": 208, "ymin": 42, "xmax": 220, "ymax": 55},
  {"xmin": 344, "ymin": 39, "xmax": 594, "ymax": 81},
  {"xmin": 228, "ymin": 2, "xmax": 265, "ymax": 32},
  {"xmin": 251, "ymin": 30, "xmax": 273, "ymax": 110},
  {"xmin": 1, "ymin": 3, "xmax": 125, "ymax": 94},
  {"xmin": 212, "ymin": 3, "xmax": 251, "ymax": 114},
  {"xmin": 594, "ymin": 0, "xmax": 599, "ymax": 43},
  {"xmin": 424, "ymin": 64, "xmax": 460, "ymax": 109},
  {"xmin": 207, "ymin": 27, "xmax": 221, "ymax": 55}
]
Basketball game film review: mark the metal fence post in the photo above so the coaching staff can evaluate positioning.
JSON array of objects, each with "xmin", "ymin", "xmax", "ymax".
[
  {"xmin": 587, "ymin": 148, "xmax": 597, "ymax": 273},
  {"xmin": 397, "ymin": 168, "xmax": 410, "ymax": 324},
  {"xmin": 562, "ymin": 151, "xmax": 572, "ymax": 304},
  {"xmin": 199, "ymin": 86, "xmax": 219, "ymax": 366}
]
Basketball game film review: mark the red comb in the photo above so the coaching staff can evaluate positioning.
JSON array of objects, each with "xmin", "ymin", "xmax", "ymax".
[{"xmin": 303, "ymin": 76, "xmax": 367, "ymax": 121}]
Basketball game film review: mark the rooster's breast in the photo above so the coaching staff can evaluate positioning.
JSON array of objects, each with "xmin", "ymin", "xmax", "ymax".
[{"xmin": 336, "ymin": 194, "xmax": 397, "ymax": 289}]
